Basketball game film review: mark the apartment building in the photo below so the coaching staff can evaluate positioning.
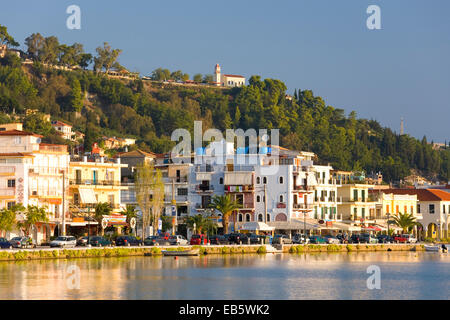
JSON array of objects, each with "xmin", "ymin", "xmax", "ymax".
[
  {"xmin": 68, "ymin": 156, "xmax": 128, "ymax": 234},
  {"xmin": 0, "ymin": 126, "xmax": 70, "ymax": 244},
  {"xmin": 338, "ymin": 184, "xmax": 378, "ymax": 223}
]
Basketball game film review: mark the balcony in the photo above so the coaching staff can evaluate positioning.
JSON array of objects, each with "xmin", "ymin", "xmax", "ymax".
[
  {"xmin": 0, "ymin": 166, "xmax": 15, "ymax": 175},
  {"xmin": 225, "ymin": 185, "xmax": 254, "ymax": 192},
  {"xmin": 39, "ymin": 144, "xmax": 68, "ymax": 154},
  {"xmin": 195, "ymin": 185, "xmax": 214, "ymax": 193},
  {"xmin": 29, "ymin": 167, "xmax": 64, "ymax": 176},
  {"xmin": 69, "ymin": 179, "xmax": 122, "ymax": 187},
  {"xmin": 0, "ymin": 188, "xmax": 15, "ymax": 197},
  {"xmin": 293, "ymin": 203, "xmax": 313, "ymax": 210},
  {"xmin": 195, "ymin": 165, "xmax": 214, "ymax": 173},
  {"xmin": 276, "ymin": 202, "xmax": 287, "ymax": 209},
  {"xmin": 29, "ymin": 188, "xmax": 62, "ymax": 198}
]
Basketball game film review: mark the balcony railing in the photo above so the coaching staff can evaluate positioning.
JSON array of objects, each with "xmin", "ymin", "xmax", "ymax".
[
  {"xmin": 195, "ymin": 165, "xmax": 214, "ymax": 173},
  {"xmin": 225, "ymin": 185, "xmax": 254, "ymax": 192},
  {"xmin": 195, "ymin": 185, "xmax": 214, "ymax": 193},
  {"xmin": 29, "ymin": 167, "xmax": 64, "ymax": 175},
  {"xmin": 39, "ymin": 145, "xmax": 67, "ymax": 153},
  {"xmin": 0, "ymin": 188, "xmax": 15, "ymax": 196},
  {"xmin": 0, "ymin": 166, "xmax": 15, "ymax": 174},
  {"xmin": 29, "ymin": 189, "xmax": 62, "ymax": 197},
  {"xmin": 70, "ymin": 179, "xmax": 122, "ymax": 186},
  {"xmin": 293, "ymin": 203, "xmax": 313, "ymax": 210}
]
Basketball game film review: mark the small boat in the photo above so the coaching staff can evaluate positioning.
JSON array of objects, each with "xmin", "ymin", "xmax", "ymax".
[
  {"xmin": 424, "ymin": 245, "xmax": 448, "ymax": 252},
  {"xmin": 162, "ymin": 248, "xmax": 200, "ymax": 256}
]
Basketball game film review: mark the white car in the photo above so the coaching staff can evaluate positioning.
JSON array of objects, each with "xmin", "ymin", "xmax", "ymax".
[
  {"xmin": 50, "ymin": 236, "xmax": 77, "ymax": 248},
  {"xmin": 169, "ymin": 235, "xmax": 188, "ymax": 246},
  {"xmin": 405, "ymin": 235, "xmax": 418, "ymax": 243}
]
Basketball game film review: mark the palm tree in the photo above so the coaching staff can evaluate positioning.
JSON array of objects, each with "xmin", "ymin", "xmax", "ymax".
[
  {"xmin": 390, "ymin": 212, "xmax": 419, "ymax": 234},
  {"xmin": 209, "ymin": 195, "xmax": 241, "ymax": 234},
  {"xmin": 95, "ymin": 202, "xmax": 112, "ymax": 235},
  {"xmin": 121, "ymin": 205, "xmax": 137, "ymax": 235},
  {"xmin": 186, "ymin": 214, "xmax": 218, "ymax": 236}
]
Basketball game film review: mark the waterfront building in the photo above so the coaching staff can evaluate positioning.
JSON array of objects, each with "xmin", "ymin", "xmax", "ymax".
[
  {"xmin": 380, "ymin": 189, "xmax": 450, "ymax": 239},
  {"xmin": 68, "ymin": 156, "xmax": 128, "ymax": 234},
  {"xmin": 0, "ymin": 125, "xmax": 69, "ymax": 244},
  {"xmin": 338, "ymin": 184, "xmax": 378, "ymax": 226}
]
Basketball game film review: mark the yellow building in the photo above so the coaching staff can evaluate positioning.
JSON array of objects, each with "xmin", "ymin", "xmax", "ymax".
[
  {"xmin": 338, "ymin": 184, "xmax": 378, "ymax": 222},
  {"xmin": 68, "ymin": 156, "xmax": 128, "ymax": 216}
]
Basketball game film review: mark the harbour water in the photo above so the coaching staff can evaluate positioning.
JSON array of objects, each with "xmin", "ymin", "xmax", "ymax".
[{"xmin": 0, "ymin": 252, "xmax": 448, "ymax": 300}]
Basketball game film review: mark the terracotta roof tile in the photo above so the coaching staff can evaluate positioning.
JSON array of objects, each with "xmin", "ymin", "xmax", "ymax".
[{"xmin": 381, "ymin": 188, "xmax": 450, "ymax": 201}]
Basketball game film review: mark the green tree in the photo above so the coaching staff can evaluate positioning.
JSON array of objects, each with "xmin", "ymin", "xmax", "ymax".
[
  {"xmin": 18, "ymin": 205, "xmax": 49, "ymax": 237},
  {"xmin": 70, "ymin": 79, "xmax": 83, "ymax": 112},
  {"xmin": 0, "ymin": 205, "xmax": 19, "ymax": 237},
  {"xmin": 161, "ymin": 215, "xmax": 173, "ymax": 232},
  {"xmin": 193, "ymin": 73, "xmax": 202, "ymax": 82},
  {"xmin": 94, "ymin": 42, "xmax": 122, "ymax": 73},
  {"xmin": 209, "ymin": 195, "xmax": 241, "ymax": 234},
  {"xmin": 25, "ymin": 33, "xmax": 45, "ymax": 59},
  {"xmin": 135, "ymin": 161, "xmax": 164, "ymax": 238},
  {"xmin": 0, "ymin": 25, "xmax": 19, "ymax": 47},
  {"xmin": 389, "ymin": 212, "xmax": 420, "ymax": 234}
]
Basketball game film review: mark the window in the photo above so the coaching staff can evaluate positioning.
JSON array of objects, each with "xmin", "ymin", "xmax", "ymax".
[
  {"xmin": 353, "ymin": 207, "xmax": 358, "ymax": 219},
  {"xmin": 443, "ymin": 205, "xmax": 446, "ymax": 214},
  {"xmin": 258, "ymin": 214, "xmax": 263, "ymax": 222},
  {"xmin": 14, "ymin": 137, "xmax": 21, "ymax": 144},
  {"xmin": 429, "ymin": 204, "xmax": 435, "ymax": 214},
  {"xmin": 361, "ymin": 208, "xmax": 365, "ymax": 219},
  {"xmin": 353, "ymin": 189, "xmax": 358, "ymax": 201},
  {"xmin": 177, "ymin": 188, "xmax": 188, "ymax": 196},
  {"xmin": 256, "ymin": 195, "xmax": 261, "ymax": 203},
  {"xmin": 245, "ymin": 214, "xmax": 251, "ymax": 222},
  {"xmin": 7, "ymin": 179, "xmax": 15, "ymax": 188},
  {"xmin": 263, "ymin": 177, "xmax": 267, "ymax": 184},
  {"xmin": 279, "ymin": 176, "xmax": 284, "ymax": 184},
  {"xmin": 417, "ymin": 204, "xmax": 420, "ymax": 214},
  {"xmin": 256, "ymin": 177, "xmax": 261, "ymax": 184},
  {"xmin": 219, "ymin": 178, "xmax": 224, "ymax": 185},
  {"xmin": 279, "ymin": 195, "xmax": 284, "ymax": 203},
  {"xmin": 238, "ymin": 214, "xmax": 243, "ymax": 222},
  {"xmin": 266, "ymin": 214, "xmax": 270, "ymax": 222}
]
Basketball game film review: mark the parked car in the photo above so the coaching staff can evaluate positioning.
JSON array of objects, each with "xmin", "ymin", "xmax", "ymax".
[
  {"xmin": 77, "ymin": 236, "xmax": 89, "ymax": 246},
  {"xmin": 89, "ymin": 236, "xmax": 112, "ymax": 247},
  {"xmin": 50, "ymin": 236, "xmax": 77, "ymax": 248},
  {"xmin": 169, "ymin": 235, "xmax": 188, "ymax": 246},
  {"xmin": 115, "ymin": 236, "xmax": 143, "ymax": 246},
  {"xmin": 272, "ymin": 235, "xmax": 293, "ymax": 245},
  {"xmin": 0, "ymin": 238, "xmax": 12, "ymax": 249},
  {"xmin": 209, "ymin": 235, "xmax": 230, "ymax": 245},
  {"xmin": 230, "ymin": 233, "xmax": 250, "ymax": 245},
  {"xmin": 349, "ymin": 234, "xmax": 363, "ymax": 244},
  {"xmin": 190, "ymin": 234, "xmax": 208, "ymax": 245},
  {"xmin": 394, "ymin": 234, "xmax": 417, "ymax": 243},
  {"xmin": 248, "ymin": 233, "xmax": 263, "ymax": 244},
  {"xmin": 309, "ymin": 236, "xmax": 327, "ymax": 244},
  {"xmin": 9, "ymin": 236, "xmax": 36, "ymax": 248},
  {"xmin": 144, "ymin": 236, "xmax": 169, "ymax": 246},
  {"xmin": 377, "ymin": 234, "xmax": 394, "ymax": 244},
  {"xmin": 293, "ymin": 234, "xmax": 310, "ymax": 244},
  {"xmin": 360, "ymin": 233, "xmax": 378, "ymax": 244},
  {"xmin": 324, "ymin": 235, "xmax": 341, "ymax": 244},
  {"xmin": 336, "ymin": 234, "xmax": 349, "ymax": 244},
  {"xmin": 159, "ymin": 232, "xmax": 171, "ymax": 240}
]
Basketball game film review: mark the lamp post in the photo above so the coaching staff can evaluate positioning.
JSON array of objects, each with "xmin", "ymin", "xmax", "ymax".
[{"xmin": 387, "ymin": 213, "xmax": 390, "ymax": 236}]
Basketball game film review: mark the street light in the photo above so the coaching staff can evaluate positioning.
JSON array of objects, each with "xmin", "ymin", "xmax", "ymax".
[{"xmin": 387, "ymin": 213, "xmax": 390, "ymax": 236}]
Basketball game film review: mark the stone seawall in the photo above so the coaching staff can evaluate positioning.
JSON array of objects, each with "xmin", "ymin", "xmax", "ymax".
[{"xmin": 0, "ymin": 244, "xmax": 426, "ymax": 262}]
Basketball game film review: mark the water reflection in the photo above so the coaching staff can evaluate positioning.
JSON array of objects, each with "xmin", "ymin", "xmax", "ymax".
[{"xmin": 0, "ymin": 252, "xmax": 448, "ymax": 300}]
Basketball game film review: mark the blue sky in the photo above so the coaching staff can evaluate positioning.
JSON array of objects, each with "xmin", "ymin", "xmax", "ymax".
[{"xmin": 1, "ymin": 0, "xmax": 449, "ymax": 141}]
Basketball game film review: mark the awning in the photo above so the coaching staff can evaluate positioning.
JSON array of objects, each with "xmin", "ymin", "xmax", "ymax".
[
  {"xmin": 224, "ymin": 172, "xmax": 253, "ymax": 185},
  {"xmin": 239, "ymin": 222, "xmax": 274, "ymax": 231},
  {"xmin": 268, "ymin": 220, "xmax": 317, "ymax": 231},
  {"xmin": 79, "ymin": 188, "xmax": 97, "ymax": 204},
  {"xmin": 331, "ymin": 222, "xmax": 362, "ymax": 232}
]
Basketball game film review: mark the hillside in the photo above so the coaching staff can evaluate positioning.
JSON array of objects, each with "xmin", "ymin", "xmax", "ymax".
[{"xmin": 0, "ymin": 50, "xmax": 449, "ymax": 183}]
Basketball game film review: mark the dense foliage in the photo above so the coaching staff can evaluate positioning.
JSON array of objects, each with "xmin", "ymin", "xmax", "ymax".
[{"xmin": 0, "ymin": 25, "xmax": 449, "ymax": 183}]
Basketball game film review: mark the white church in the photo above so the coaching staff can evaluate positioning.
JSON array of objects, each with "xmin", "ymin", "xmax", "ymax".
[{"xmin": 214, "ymin": 64, "xmax": 245, "ymax": 87}]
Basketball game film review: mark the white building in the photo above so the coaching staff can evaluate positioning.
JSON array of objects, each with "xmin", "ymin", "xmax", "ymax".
[
  {"xmin": 0, "ymin": 126, "xmax": 70, "ymax": 244},
  {"xmin": 51, "ymin": 120, "xmax": 74, "ymax": 141},
  {"xmin": 214, "ymin": 64, "xmax": 245, "ymax": 87}
]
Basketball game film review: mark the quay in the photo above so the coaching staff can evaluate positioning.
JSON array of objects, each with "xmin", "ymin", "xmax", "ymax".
[{"xmin": 0, "ymin": 243, "xmax": 430, "ymax": 262}]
